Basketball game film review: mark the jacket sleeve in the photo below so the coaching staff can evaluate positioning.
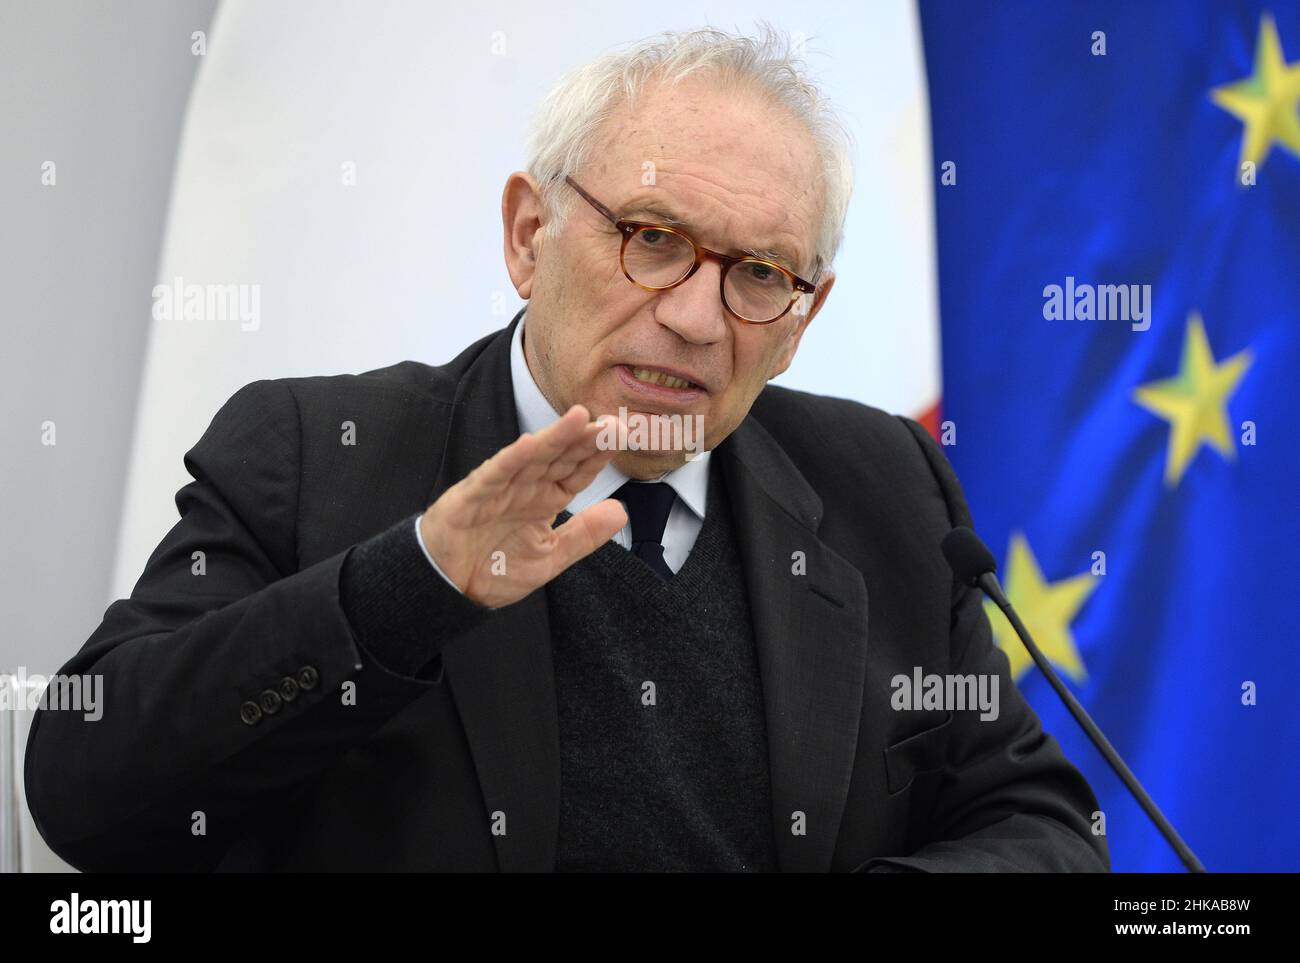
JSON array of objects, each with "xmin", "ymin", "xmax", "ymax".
[
  {"xmin": 857, "ymin": 417, "xmax": 1110, "ymax": 873},
  {"xmin": 23, "ymin": 378, "xmax": 492, "ymax": 871}
]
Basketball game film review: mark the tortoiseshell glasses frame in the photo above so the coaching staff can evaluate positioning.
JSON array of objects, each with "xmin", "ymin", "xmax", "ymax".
[{"xmin": 565, "ymin": 175, "xmax": 821, "ymax": 325}]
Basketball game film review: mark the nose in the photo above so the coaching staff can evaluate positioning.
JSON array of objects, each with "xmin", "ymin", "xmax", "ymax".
[{"xmin": 651, "ymin": 258, "xmax": 729, "ymax": 346}]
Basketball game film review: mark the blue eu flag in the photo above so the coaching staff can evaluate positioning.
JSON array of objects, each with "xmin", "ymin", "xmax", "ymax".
[{"xmin": 920, "ymin": 1, "xmax": 1300, "ymax": 870}]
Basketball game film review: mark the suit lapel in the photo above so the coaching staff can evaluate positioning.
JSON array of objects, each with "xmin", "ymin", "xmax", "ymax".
[
  {"xmin": 427, "ymin": 309, "xmax": 562, "ymax": 872},
  {"xmin": 718, "ymin": 415, "xmax": 871, "ymax": 872}
]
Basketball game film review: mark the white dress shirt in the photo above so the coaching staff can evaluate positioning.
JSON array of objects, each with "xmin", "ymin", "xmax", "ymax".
[{"xmin": 414, "ymin": 310, "xmax": 711, "ymax": 587}]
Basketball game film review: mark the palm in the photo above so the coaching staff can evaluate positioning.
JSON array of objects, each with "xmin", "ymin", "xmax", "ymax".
[{"xmin": 422, "ymin": 405, "xmax": 628, "ymax": 608}]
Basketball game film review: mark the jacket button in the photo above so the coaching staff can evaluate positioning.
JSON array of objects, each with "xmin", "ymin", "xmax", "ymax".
[
  {"xmin": 278, "ymin": 676, "xmax": 300, "ymax": 702},
  {"xmin": 258, "ymin": 689, "xmax": 283, "ymax": 715},
  {"xmin": 297, "ymin": 665, "xmax": 320, "ymax": 691},
  {"xmin": 240, "ymin": 701, "xmax": 263, "ymax": 726}
]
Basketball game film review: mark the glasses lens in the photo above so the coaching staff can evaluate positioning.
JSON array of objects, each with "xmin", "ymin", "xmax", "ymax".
[
  {"xmin": 623, "ymin": 227, "xmax": 695, "ymax": 288},
  {"xmin": 724, "ymin": 259, "xmax": 796, "ymax": 323}
]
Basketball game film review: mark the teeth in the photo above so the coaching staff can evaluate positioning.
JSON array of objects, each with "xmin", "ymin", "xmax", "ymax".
[{"xmin": 631, "ymin": 367, "xmax": 695, "ymax": 390}]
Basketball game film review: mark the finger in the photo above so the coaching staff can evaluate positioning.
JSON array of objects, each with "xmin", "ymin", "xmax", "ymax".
[
  {"xmin": 462, "ymin": 405, "xmax": 592, "ymax": 499},
  {"xmin": 511, "ymin": 406, "xmax": 598, "ymax": 485},
  {"xmin": 528, "ymin": 404, "xmax": 592, "ymax": 462},
  {"xmin": 523, "ymin": 408, "xmax": 626, "ymax": 491},
  {"xmin": 555, "ymin": 433, "xmax": 622, "ymax": 496},
  {"xmin": 542, "ymin": 416, "xmax": 617, "ymax": 483},
  {"xmin": 461, "ymin": 430, "xmax": 542, "ymax": 499},
  {"xmin": 547, "ymin": 498, "xmax": 628, "ymax": 575}
]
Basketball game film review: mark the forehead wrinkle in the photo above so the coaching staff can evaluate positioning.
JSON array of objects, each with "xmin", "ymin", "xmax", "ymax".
[{"xmin": 663, "ymin": 162, "xmax": 816, "ymax": 268}]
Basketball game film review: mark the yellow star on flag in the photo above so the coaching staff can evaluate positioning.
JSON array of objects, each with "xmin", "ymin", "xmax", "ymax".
[
  {"xmin": 984, "ymin": 533, "xmax": 1097, "ymax": 684},
  {"xmin": 1210, "ymin": 12, "xmax": 1300, "ymax": 169},
  {"xmin": 1133, "ymin": 312, "xmax": 1253, "ymax": 488}
]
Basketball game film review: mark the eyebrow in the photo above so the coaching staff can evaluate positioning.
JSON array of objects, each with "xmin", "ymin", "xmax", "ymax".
[{"xmin": 620, "ymin": 202, "xmax": 805, "ymax": 275}]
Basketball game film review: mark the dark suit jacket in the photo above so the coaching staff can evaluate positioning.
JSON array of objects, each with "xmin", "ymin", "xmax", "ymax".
[{"xmin": 26, "ymin": 309, "xmax": 1109, "ymax": 872}]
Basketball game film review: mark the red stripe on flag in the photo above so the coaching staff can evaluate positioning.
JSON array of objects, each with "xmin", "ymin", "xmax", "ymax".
[{"xmin": 914, "ymin": 400, "xmax": 942, "ymax": 441}]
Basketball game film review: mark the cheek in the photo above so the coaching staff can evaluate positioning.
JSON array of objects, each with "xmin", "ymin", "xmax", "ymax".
[
  {"xmin": 567, "ymin": 253, "xmax": 645, "ymax": 341},
  {"xmin": 570, "ymin": 236, "xmax": 625, "ymax": 295},
  {"xmin": 736, "ymin": 336, "xmax": 785, "ymax": 386},
  {"xmin": 544, "ymin": 236, "xmax": 609, "ymax": 302},
  {"xmin": 713, "ymin": 342, "xmax": 777, "ymax": 425}
]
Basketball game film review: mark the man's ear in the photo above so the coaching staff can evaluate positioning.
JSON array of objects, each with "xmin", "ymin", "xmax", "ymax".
[
  {"xmin": 502, "ymin": 171, "xmax": 547, "ymax": 299},
  {"xmin": 770, "ymin": 269, "xmax": 835, "ymax": 378}
]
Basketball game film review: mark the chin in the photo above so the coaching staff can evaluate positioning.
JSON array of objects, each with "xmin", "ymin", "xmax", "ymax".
[{"xmin": 611, "ymin": 449, "xmax": 694, "ymax": 479}]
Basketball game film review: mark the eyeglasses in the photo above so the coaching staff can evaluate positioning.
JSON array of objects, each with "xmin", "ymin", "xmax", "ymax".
[{"xmin": 565, "ymin": 175, "xmax": 820, "ymax": 325}]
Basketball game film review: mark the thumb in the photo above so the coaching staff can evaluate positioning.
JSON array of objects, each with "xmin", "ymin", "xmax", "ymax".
[{"xmin": 548, "ymin": 498, "xmax": 627, "ymax": 575}]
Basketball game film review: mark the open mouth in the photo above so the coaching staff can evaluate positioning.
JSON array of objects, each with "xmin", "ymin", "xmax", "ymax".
[{"xmin": 625, "ymin": 366, "xmax": 702, "ymax": 391}]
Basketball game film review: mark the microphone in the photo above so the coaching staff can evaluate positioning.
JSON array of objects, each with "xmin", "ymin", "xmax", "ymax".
[{"xmin": 941, "ymin": 526, "xmax": 1207, "ymax": 874}]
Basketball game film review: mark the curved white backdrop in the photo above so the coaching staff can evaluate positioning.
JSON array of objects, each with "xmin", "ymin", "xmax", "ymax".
[{"xmin": 113, "ymin": 0, "xmax": 938, "ymax": 597}]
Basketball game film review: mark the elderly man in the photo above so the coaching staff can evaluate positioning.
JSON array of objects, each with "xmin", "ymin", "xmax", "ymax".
[{"xmin": 25, "ymin": 27, "xmax": 1108, "ymax": 872}]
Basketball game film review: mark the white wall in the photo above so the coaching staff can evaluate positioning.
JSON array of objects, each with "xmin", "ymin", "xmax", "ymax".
[{"xmin": 0, "ymin": 0, "xmax": 218, "ymax": 677}]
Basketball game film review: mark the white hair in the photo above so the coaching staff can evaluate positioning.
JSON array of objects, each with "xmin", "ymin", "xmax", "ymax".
[{"xmin": 525, "ymin": 23, "xmax": 855, "ymax": 280}]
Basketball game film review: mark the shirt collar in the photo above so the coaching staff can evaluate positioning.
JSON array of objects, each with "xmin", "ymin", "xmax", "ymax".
[{"xmin": 509, "ymin": 309, "xmax": 711, "ymax": 520}]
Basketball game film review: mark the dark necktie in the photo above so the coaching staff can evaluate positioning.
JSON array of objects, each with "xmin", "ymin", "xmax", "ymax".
[{"xmin": 612, "ymin": 481, "xmax": 677, "ymax": 580}]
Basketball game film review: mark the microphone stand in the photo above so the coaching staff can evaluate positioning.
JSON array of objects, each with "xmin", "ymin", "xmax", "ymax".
[{"xmin": 978, "ymin": 570, "xmax": 1207, "ymax": 873}]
